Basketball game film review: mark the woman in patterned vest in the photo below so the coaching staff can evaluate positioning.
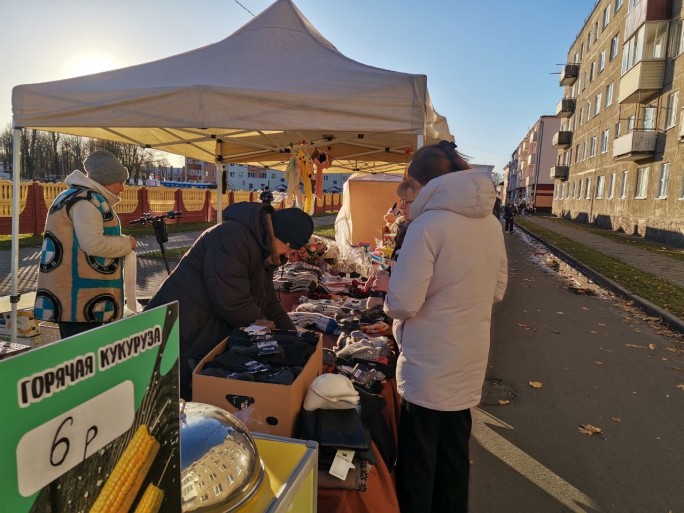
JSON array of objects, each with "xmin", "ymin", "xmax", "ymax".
[{"xmin": 34, "ymin": 150, "xmax": 137, "ymax": 339}]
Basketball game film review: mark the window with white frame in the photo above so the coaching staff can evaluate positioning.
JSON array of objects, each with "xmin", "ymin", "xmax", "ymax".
[
  {"xmin": 603, "ymin": 7, "xmax": 611, "ymax": 29},
  {"xmin": 610, "ymin": 33, "xmax": 620, "ymax": 60},
  {"xmin": 570, "ymin": 181, "xmax": 576, "ymax": 198},
  {"xmin": 579, "ymin": 107, "xmax": 584, "ymax": 127},
  {"xmin": 627, "ymin": 115, "xmax": 635, "ymax": 131},
  {"xmin": 575, "ymin": 144, "xmax": 580, "ymax": 162},
  {"xmin": 594, "ymin": 93, "xmax": 602, "ymax": 116},
  {"xmin": 594, "ymin": 21, "xmax": 599, "ymax": 41},
  {"xmin": 665, "ymin": 92, "xmax": 679, "ymax": 129},
  {"xmin": 596, "ymin": 175, "xmax": 605, "ymax": 198},
  {"xmin": 669, "ymin": 19, "xmax": 684, "ymax": 58},
  {"xmin": 578, "ymin": 179, "xmax": 583, "ymax": 198},
  {"xmin": 615, "ymin": 0, "xmax": 623, "ymax": 11},
  {"xmin": 656, "ymin": 163, "xmax": 670, "ymax": 198},
  {"xmin": 586, "ymin": 102, "xmax": 591, "ymax": 122},
  {"xmin": 582, "ymin": 141, "xmax": 587, "ymax": 161},
  {"xmin": 589, "ymin": 136, "xmax": 597, "ymax": 157},
  {"xmin": 600, "ymin": 129, "xmax": 609, "ymax": 153},
  {"xmin": 598, "ymin": 50, "xmax": 606, "ymax": 72},
  {"xmin": 582, "ymin": 71, "xmax": 587, "ymax": 91},
  {"xmin": 562, "ymin": 182, "xmax": 567, "ymax": 199},
  {"xmin": 643, "ymin": 106, "xmax": 656, "ymax": 130},
  {"xmin": 586, "ymin": 177, "xmax": 592, "ymax": 199},
  {"xmin": 605, "ymin": 82, "xmax": 614, "ymax": 107},
  {"xmin": 590, "ymin": 61, "xmax": 596, "ymax": 82},
  {"xmin": 627, "ymin": 0, "xmax": 641, "ymax": 12},
  {"xmin": 621, "ymin": 22, "xmax": 669, "ymax": 76},
  {"xmin": 615, "ymin": 122, "xmax": 621, "ymax": 138},
  {"xmin": 634, "ymin": 167, "xmax": 649, "ymax": 198},
  {"xmin": 620, "ymin": 170, "xmax": 628, "ymax": 198},
  {"xmin": 608, "ymin": 172, "xmax": 616, "ymax": 198}
]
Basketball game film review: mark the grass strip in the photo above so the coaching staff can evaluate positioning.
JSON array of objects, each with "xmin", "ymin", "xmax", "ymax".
[
  {"xmin": 534, "ymin": 215, "xmax": 684, "ymax": 262},
  {"xmin": 518, "ymin": 219, "xmax": 684, "ymax": 320}
]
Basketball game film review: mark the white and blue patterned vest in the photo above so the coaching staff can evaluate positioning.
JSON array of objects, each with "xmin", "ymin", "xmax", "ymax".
[{"xmin": 34, "ymin": 187, "xmax": 124, "ymax": 323}]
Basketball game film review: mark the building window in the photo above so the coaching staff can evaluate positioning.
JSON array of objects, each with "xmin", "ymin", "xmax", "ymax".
[
  {"xmin": 582, "ymin": 71, "xmax": 587, "ymax": 91},
  {"xmin": 656, "ymin": 163, "xmax": 670, "ymax": 198},
  {"xmin": 598, "ymin": 50, "xmax": 606, "ymax": 73},
  {"xmin": 620, "ymin": 170, "xmax": 629, "ymax": 198},
  {"xmin": 634, "ymin": 167, "xmax": 649, "ymax": 198},
  {"xmin": 614, "ymin": 122, "xmax": 621, "ymax": 138},
  {"xmin": 589, "ymin": 136, "xmax": 597, "ymax": 158},
  {"xmin": 605, "ymin": 83, "xmax": 614, "ymax": 107},
  {"xmin": 627, "ymin": 116, "xmax": 635, "ymax": 132},
  {"xmin": 586, "ymin": 177, "xmax": 592, "ymax": 199},
  {"xmin": 643, "ymin": 106, "xmax": 656, "ymax": 130},
  {"xmin": 582, "ymin": 141, "xmax": 587, "ymax": 161},
  {"xmin": 608, "ymin": 172, "xmax": 616, "ymax": 198},
  {"xmin": 229, "ymin": 172, "xmax": 235, "ymax": 177},
  {"xmin": 615, "ymin": 0, "xmax": 623, "ymax": 12},
  {"xmin": 574, "ymin": 144, "xmax": 580, "ymax": 162},
  {"xmin": 600, "ymin": 129, "xmax": 609, "ymax": 153},
  {"xmin": 586, "ymin": 102, "xmax": 591, "ymax": 122},
  {"xmin": 621, "ymin": 22, "xmax": 669, "ymax": 76},
  {"xmin": 669, "ymin": 20, "xmax": 684, "ymax": 57},
  {"xmin": 594, "ymin": 93, "xmax": 602, "ymax": 116},
  {"xmin": 570, "ymin": 181, "xmax": 576, "ymax": 198},
  {"xmin": 665, "ymin": 92, "xmax": 679, "ymax": 129},
  {"xmin": 602, "ymin": 7, "xmax": 611, "ymax": 30},
  {"xmin": 271, "ymin": 173, "xmax": 276, "ymax": 179},
  {"xmin": 610, "ymin": 33, "xmax": 620, "ymax": 60},
  {"xmin": 578, "ymin": 179, "xmax": 583, "ymax": 199},
  {"xmin": 590, "ymin": 61, "xmax": 596, "ymax": 82},
  {"xmin": 596, "ymin": 176, "xmax": 605, "ymax": 199},
  {"xmin": 579, "ymin": 108, "xmax": 584, "ymax": 127}
]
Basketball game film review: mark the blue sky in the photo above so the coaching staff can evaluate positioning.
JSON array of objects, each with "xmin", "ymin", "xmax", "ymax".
[{"xmin": 2, "ymin": 0, "xmax": 598, "ymax": 172}]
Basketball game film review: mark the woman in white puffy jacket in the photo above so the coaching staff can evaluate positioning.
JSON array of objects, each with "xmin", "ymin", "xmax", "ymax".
[{"xmin": 374, "ymin": 141, "xmax": 507, "ymax": 513}]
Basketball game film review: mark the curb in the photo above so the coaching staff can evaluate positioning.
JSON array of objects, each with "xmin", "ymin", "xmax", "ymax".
[{"xmin": 515, "ymin": 224, "xmax": 684, "ymax": 335}]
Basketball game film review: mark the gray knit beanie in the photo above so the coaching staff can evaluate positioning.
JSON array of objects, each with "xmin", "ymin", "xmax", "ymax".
[{"xmin": 83, "ymin": 150, "xmax": 129, "ymax": 186}]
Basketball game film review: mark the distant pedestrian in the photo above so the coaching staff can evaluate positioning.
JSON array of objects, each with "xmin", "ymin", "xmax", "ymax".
[
  {"xmin": 503, "ymin": 202, "xmax": 515, "ymax": 233},
  {"xmin": 260, "ymin": 185, "xmax": 274, "ymax": 204},
  {"xmin": 493, "ymin": 195, "xmax": 502, "ymax": 219}
]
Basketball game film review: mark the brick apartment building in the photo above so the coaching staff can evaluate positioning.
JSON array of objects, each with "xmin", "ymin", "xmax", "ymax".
[{"xmin": 551, "ymin": 0, "xmax": 684, "ymax": 245}]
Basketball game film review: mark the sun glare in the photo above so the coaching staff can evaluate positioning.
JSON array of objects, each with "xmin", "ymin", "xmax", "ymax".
[{"xmin": 63, "ymin": 52, "xmax": 121, "ymax": 78}]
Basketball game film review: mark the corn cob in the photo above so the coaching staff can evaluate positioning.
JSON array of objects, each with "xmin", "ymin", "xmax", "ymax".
[
  {"xmin": 132, "ymin": 483, "xmax": 164, "ymax": 513},
  {"xmin": 89, "ymin": 424, "xmax": 160, "ymax": 513}
]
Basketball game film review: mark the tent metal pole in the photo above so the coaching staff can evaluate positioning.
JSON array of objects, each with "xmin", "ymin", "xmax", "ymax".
[
  {"xmin": 10, "ymin": 128, "xmax": 21, "ymax": 344},
  {"xmin": 417, "ymin": 134, "xmax": 424, "ymax": 149},
  {"xmin": 215, "ymin": 139, "xmax": 223, "ymax": 224}
]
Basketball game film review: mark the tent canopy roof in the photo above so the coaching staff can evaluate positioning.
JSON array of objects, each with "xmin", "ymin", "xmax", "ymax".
[{"xmin": 12, "ymin": 0, "xmax": 451, "ymax": 173}]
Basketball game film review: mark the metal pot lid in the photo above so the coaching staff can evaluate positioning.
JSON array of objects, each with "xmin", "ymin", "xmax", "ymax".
[{"xmin": 180, "ymin": 401, "xmax": 265, "ymax": 513}]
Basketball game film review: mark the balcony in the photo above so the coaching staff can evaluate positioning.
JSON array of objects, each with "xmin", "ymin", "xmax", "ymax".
[
  {"xmin": 618, "ymin": 60, "xmax": 666, "ymax": 103},
  {"xmin": 560, "ymin": 64, "xmax": 579, "ymax": 87},
  {"xmin": 624, "ymin": 0, "xmax": 672, "ymax": 40},
  {"xmin": 552, "ymin": 131, "xmax": 573, "ymax": 149},
  {"xmin": 527, "ymin": 153, "xmax": 537, "ymax": 165},
  {"xmin": 612, "ymin": 130, "xmax": 658, "ymax": 161},
  {"xmin": 550, "ymin": 165, "xmax": 569, "ymax": 181},
  {"xmin": 556, "ymin": 98, "xmax": 576, "ymax": 118}
]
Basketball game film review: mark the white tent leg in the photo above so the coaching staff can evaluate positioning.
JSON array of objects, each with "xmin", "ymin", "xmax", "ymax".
[
  {"xmin": 215, "ymin": 140, "xmax": 223, "ymax": 224},
  {"xmin": 10, "ymin": 129, "xmax": 21, "ymax": 344},
  {"xmin": 417, "ymin": 134, "xmax": 424, "ymax": 149}
]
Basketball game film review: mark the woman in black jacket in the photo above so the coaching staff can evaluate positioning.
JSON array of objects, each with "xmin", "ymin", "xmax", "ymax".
[{"xmin": 145, "ymin": 202, "xmax": 313, "ymax": 398}]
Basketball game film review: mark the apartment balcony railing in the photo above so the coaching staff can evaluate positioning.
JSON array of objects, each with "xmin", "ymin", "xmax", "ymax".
[
  {"xmin": 552, "ymin": 131, "xmax": 573, "ymax": 149},
  {"xmin": 550, "ymin": 165, "xmax": 569, "ymax": 181},
  {"xmin": 560, "ymin": 64, "xmax": 579, "ymax": 87},
  {"xmin": 612, "ymin": 130, "xmax": 658, "ymax": 161},
  {"xmin": 555, "ymin": 98, "xmax": 576, "ymax": 118},
  {"xmin": 618, "ymin": 60, "xmax": 666, "ymax": 104}
]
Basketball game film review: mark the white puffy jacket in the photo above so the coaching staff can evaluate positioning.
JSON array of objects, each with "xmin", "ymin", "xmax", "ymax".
[{"xmin": 384, "ymin": 170, "xmax": 507, "ymax": 411}]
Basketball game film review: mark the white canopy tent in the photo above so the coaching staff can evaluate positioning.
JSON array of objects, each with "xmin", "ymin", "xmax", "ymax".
[{"xmin": 9, "ymin": 0, "xmax": 452, "ymax": 342}]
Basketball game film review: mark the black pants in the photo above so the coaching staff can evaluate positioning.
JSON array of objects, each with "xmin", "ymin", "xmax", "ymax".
[
  {"xmin": 504, "ymin": 217, "xmax": 514, "ymax": 232},
  {"xmin": 58, "ymin": 321, "xmax": 102, "ymax": 339},
  {"xmin": 396, "ymin": 401, "xmax": 472, "ymax": 513}
]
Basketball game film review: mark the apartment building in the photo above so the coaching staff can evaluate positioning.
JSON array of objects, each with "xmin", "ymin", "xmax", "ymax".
[
  {"xmin": 551, "ymin": 0, "xmax": 684, "ymax": 245},
  {"xmin": 506, "ymin": 115, "xmax": 560, "ymax": 211}
]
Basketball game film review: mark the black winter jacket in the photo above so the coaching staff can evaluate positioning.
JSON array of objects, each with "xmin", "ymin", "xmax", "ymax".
[{"xmin": 145, "ymin": 202, "xmax": 296, "ymax": 398}]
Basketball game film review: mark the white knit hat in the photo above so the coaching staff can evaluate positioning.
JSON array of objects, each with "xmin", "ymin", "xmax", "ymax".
[
  {"xmin": 302, "ymin": 374, "xmax": 360, "ymax": 411},
  {"xmin": 83, "ymin": 150, "xmax": 129, "ymax": 186}
]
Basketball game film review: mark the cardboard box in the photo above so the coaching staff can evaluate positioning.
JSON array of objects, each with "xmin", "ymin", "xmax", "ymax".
[{"xmin": 192, "ymin": 334, "xmax": 322, "ymax": 437}]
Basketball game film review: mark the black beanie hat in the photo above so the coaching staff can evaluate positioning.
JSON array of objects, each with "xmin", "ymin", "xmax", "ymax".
[{"xmin": 271, "ymin": 208, "xmax": 314, "ymax": 249}]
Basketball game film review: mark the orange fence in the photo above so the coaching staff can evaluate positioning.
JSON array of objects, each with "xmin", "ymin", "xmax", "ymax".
[{"xmin": 0, "ymin": 180, "xmax": 342, "ymax": 236}]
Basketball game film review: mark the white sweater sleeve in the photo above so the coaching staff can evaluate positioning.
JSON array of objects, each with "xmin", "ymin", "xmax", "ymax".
[{"xmin": 70, "ymin": 200, "xmax": 133, "ymax": 258}]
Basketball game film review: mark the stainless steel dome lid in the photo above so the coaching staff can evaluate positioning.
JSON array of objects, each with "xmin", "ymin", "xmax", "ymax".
[{"xmin": 180, "ymin": 401, "xmax": 266, "ymax": 513}]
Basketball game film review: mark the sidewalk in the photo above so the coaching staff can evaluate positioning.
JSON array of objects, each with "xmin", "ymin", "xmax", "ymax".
[
  {"xmin": 515, "ymin": 215, "xmax": 684, "ymax": 332},
  {"xmin": 0, "ymin": 214, "xmax": 338, "ymax": 299}
]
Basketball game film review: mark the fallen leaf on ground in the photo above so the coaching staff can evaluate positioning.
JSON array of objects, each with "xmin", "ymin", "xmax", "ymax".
[
  {"xmin": 581, "ymin": 306, "xmax": 590, "ymax": 311},
  {"xmin": 598, "ymin": 323, "xmax": 606, "ymax": 326},
  {"xmin": 555, "ymin": 311, "xmax": 565, "ymax": 315},
  {"xmin": 528, "ymin": 381, "xmax": 543, "ymax": 389},
  {"xmin": 594, "ymin": 361, "xmax": 603, "ymax": 365},
  {"xmin": 498, "ymin": 400, "xmax": 510, "ymax": 405},
  {"xmin": 611, "ymin": 417, "xmax": 621, "ymax": 422},
  {"xmin": 517, "ymin": 323, "xmax": 530, "ymax": 329},
  {"xmin": 578, "ymin": 424, "xmax": 603, "ymax": 436},
  {"xmin": 648, "ymin": 343, "xmax": 656, "ymax": 350},
  {"xmin": 590, "ymin": 330, "xmax": 598, "ymax": 334},
  {"xmin": 625, "ymin": 344, "xmax": 647, "ymax": 349},
  {"xmin": 677, "ymin": 384, "xmax": 684, "ymax": 391}
]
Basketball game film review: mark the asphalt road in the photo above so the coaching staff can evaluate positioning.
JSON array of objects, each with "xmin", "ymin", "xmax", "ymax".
[{"xmin": 470, "ymin": 229, "xmax": 684, "ymax": 512}]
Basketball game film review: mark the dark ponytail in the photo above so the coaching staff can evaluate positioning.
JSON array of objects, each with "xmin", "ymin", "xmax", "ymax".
[{"xmin": 408, "ymin": 140, "xmax": 469, "ymax": 186}]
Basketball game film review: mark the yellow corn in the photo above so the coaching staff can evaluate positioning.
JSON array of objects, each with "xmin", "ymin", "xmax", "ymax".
[
  {"xmin": 132, "ymin": 483, "xmax": 164, "ymax": 513},
  {"xmin": 89, "ymin": 424, "xmax": 160, "ymax": 513}
]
